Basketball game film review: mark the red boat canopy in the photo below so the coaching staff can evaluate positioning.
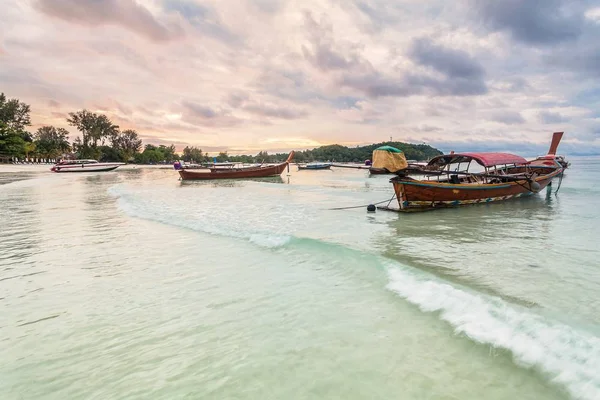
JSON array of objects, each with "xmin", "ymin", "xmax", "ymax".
[{"xmin": 428, "ymin": 152, "xmax": 527, "ymax": 167}]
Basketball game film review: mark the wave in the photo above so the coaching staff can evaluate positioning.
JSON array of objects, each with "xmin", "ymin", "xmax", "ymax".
[
  {"xmin": 108, "ymin": 185, "xmax": 292, "ymax": 249},
  {"xmin": 109, "ymin": 183, "xmax": 600, "ymax": 399},
  {"xmin": 386, "ymin": 265, "xmax": 600, "ymax": 400}
]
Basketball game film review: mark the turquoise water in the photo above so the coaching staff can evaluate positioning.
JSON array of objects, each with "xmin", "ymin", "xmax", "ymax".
[{"xmin": 1, "ymin": 159, "xmax": 599, "ymax": 399}]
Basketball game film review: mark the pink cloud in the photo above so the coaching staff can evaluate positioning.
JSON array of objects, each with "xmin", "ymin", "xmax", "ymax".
[{"xmin": 35, "ymin": 0, "xmax": 180, "ymax": 42}]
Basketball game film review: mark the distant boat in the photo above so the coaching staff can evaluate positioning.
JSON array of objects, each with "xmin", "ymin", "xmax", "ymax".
[
  {"xmin": 50, "ymin": 159, "xmax": 124, "ymax": 172},
  {"xmin": 178, "ymin": 151, "xmax": 294, "ymax": 180},
  {"xmin": 298, "ymin": 162, "xmax": 332, "ymax": 170}
]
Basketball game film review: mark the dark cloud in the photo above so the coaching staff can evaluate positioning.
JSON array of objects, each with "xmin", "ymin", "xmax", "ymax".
[
  {"xmin": 182, "ymin": 101, "xmax": 218, "ymax": 118},
  {"xmin": 224, "ymin": 92, "xmax": 308, "ymax": 120},
  {"xmin": 181, "ymin": 101, "xmax": 240, "ymax": 127},
  {"xmin": 36, "ymin": 0, "xmax": 178, "ymax": 42},
  {"xmin": 340, "ymin": 71, "xmax": 488, "ymax": 98},
  {"xmin": 48, "ymin": 99, "xmax": 60, "ymax": 108},
  {"xmin": 163, "ymin": 0, "xmax": 239, "ymax": 44},
  {"xmin": 338, "ymin": 37, "xmax": 488, "ymax": 99},
  {"xmin": 470, "ymin": 0, "xmax": 584, "ymax": 45},
  {"xmin": 545, "ymin": 42, "xmax": 600, "ymax": 79},
  {"xmin": 489, "ymin": 111, "xmax": 526, "ymax": 125},
  {"xmin": 405, "ymin": 72, "xmax": 488, "ymax": 96},
  {"xmin": 354, "ymin": 1, "xmax": 397, "ymax": 27},
  {"xmin": 226, "ymin": 92, "xmax": 250, "ymax": 108},
  {"xmin": 409, "ymin": 38, "xmax": 485, "ymax": 80},
  {"xmin": 340, "ymin": 73, "xmax": 413, "ymax": 97},
  {"xmin": 538, "ymin": 111, "xmax": 570, "ymax": 124}
]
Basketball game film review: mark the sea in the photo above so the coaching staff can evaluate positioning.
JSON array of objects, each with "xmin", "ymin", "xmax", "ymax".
[{"xmin": 1, "ymin": 158, "xmax": 599, "ymax": 400}]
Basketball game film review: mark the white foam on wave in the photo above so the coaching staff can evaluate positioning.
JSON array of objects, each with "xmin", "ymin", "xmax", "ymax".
[
  {"xmin": 386, "ymin": 265, "xmax": 600, "ymax": 400},
  {"xmin": 108, "ymin": 185, "xmax": 292, "ymax": 249}
]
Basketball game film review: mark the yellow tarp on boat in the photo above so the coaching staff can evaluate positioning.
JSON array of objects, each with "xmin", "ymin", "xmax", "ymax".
[{"xmin": 372, "ymin": 146, "xmax": 408, "ymax": 172}]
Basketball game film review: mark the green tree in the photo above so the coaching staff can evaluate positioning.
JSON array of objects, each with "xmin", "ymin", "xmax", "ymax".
[
  {"xmin": 0, "ymin": 93, "xmax": 32, "ymax": 158},
  {"xmin": 111, "ymin": 129, "xmax": 142, "ymax": 162},
  {"xmin": 182, "ymin": 146, "xmax": 204, "ymax": 162},
  {"xmin": 98, "ymin": 145, "xmax": 123, "ymax": 162},
  {"xmin": 158, "ymin": 144, "xmax": 177, "ymax": 162},
  {"xmin": 0, "ymin": 121, "xmax": 27, "ymax": 158},
  {"xmin": 67, "ymin": 110, "xmax": 119, "ymax": 159},
  {"xmin": 216, "ymin": 151, "xmax": 228, "ymax": 162},
  {"xmin": 34, "ymin": 126, "xmax": 71, "ymax": 159},
  {"xmin": 24, "ymin": 142, "xmax": 36, "ymax": 159},
  {"xmin": 134, "ymin": 143, "xmax": 177, "ymax": 164},
  {"xmin": 0, "ymin": 93, "xmax": 31, "ymax": 131}
]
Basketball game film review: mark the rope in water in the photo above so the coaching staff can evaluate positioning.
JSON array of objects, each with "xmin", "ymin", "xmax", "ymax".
[
  {"xmin": 554, "ymin": 171, "xmax": 564, "ymax": 194},
  {"xmin": 326, "ymin": 197, "xmax": 396, "ymax": 211}
]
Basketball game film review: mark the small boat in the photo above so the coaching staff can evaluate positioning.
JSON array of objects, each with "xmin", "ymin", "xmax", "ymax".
[
  {"xmin": 298, "ymin": 162, "xmax": 332, "ymax": 170},
  {"xmin": 50, "ymin": 159, "xmax": 124, "ymax": 172},
  {"xmin": 533, "ymin": 132, "xmax": 570, "ymax": 168},
  {"xmin": 178, "ymin": 151, "xmax": 294, "ymax": 180}
]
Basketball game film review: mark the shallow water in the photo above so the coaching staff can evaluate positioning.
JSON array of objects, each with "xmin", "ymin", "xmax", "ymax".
[{"xmin": 1, "ymin": 159, "xmax": 599, "ymax": 399}]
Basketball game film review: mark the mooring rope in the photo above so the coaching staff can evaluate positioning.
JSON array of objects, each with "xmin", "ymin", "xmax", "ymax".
[
  {"xmin": 554, "ymin": 171, "xmax": 564, "ymax": 194},
  {"xmin": 326, "ymin": 196, "xmax": 396, "ymax": 211}
]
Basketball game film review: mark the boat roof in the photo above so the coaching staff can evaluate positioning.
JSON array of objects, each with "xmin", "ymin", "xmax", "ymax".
[{"xmin": 428, "ymin": 152, "xmax": 527, "ymax": 167}]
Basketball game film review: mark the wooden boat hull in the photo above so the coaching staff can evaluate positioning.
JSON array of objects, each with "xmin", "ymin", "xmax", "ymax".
[
  {"xmin": 178, "ymin": 152, "xmax": 294, "ymax": 180},
  {"xmin": 369, "ymin": 167, "xmax": 390, "ymax": 175},
  {"xmin": 391, "ymin": 167, "xmax": 563, "ymax": 211}
]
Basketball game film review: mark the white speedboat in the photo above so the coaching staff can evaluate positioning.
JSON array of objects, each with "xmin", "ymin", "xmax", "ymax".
[{"xmin": 50, "ymin": 159, "xmax": 124, "ymax": 173}]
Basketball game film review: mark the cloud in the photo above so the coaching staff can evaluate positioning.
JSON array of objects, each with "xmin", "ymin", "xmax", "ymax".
[
  {"xmin": 488, "ymin": 111, "xmax": 526, "ymax": 125},
  {"xmin": 301, "ymin": 11, "xmax": 367, "ymax": 72},
  {"xmin": 470, "ymin": 0, "xmax": 584, "ymax": 45},
  {"xmin": 36, "ymin": 0, "xmax": 178, "ymax": 42},
  {"xmin": 224, "ymin": 91, "xmax": 308, "ymax": 120},
  {"xmin": 2, "ymin": 0, "xmax": 599, "ymax": 154},
  {"xmin": 409, "ymin": 37, "xmax": 485, "ymax": 80},
  {"xmin": 339, "ymin": 38, "xmax": 488, "ymax": 98},
  {"xmin": 243, "ymin": 104, "xmax": 308, "ymax": 119},
  {"xmin": 163, "ymin": 0, "xmax": 239, "ymax": 44},
  {"xmin": 538, "ymin": 111, "xmax": 570, "ymax": 124},
  {"xmin": 181, "ymin": 101, "xmax": 241, "ymax": 127}
]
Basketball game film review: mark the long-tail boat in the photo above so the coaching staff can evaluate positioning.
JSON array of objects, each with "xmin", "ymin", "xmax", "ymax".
[
  {"xmin": 178, "ymin": 151, "xmax": 294, "ymax": 180},
  {"xmin": 387, "ymin": 133, "xmax": 565, "ymax": 211},
  {"xmin": 298, "ymin": 162, "xmax": 332, "ymax": 170}
]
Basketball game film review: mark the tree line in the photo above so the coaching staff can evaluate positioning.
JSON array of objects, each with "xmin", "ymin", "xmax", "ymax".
[
  {"xmin": 1, "ymin": 92, "xmax": 441, "ymax": 165},
  {"xmin": 224, "ymin": 142, "xmax": 442, "ymax": 164}
]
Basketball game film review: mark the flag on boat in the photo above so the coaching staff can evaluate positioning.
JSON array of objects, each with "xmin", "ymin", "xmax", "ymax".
[{"xmin": 371, "ymin": 146, "xmax": 408, "ymax": 172}]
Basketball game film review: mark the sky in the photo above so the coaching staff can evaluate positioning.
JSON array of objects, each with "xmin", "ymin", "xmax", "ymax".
[{"xmin": 1, "ymin": 0, "xmax": 600, "ymax": 155}]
